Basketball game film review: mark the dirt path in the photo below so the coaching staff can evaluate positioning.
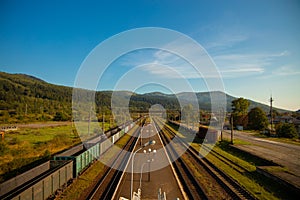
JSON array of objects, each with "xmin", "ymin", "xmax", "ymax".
[{"xmin": 2, "ymin": 121, "xmax": 72, "ymax": 129}]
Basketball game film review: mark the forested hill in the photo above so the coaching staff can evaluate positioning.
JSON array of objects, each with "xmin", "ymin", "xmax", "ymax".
[
  {"xmin": 0, "ymin": 72, "xmax": 288, "ymax": 123},
  {"xmin": 0, "ymin": 72, "xmax": 73, "ymax": 122}
]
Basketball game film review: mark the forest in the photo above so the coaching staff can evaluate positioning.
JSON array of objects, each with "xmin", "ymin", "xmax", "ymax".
[{"xmin": 0, "ymin": 71, "xmax": 286, "ymax": 124}]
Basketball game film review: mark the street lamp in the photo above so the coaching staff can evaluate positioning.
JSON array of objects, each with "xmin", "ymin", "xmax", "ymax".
[
  {"xmin": 143, "ymin": 149, "xmax": 156, "ymax": 181},
  {"xmin": 140, "ymin": 127, "xmax": 144, "ymax": 147},
  {"xmin": 131, "ymin": 140, "xmax": 156, "ymax": 200},
  {"xmin": 139, "ymin": 159, "xmax": 153, "ymax": 189}
]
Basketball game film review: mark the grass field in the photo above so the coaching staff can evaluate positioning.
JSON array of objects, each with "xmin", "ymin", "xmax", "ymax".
[
  {"xmin": 0, "ymin": 121, "xmax": 113, "ymax": 183},
  {"xmin": 163, "ymin": 121, "xmax": 296, "ymax": 200}
]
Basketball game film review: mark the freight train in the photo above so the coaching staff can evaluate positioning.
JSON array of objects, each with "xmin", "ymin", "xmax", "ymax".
[{"xmin": 0, "ymin": 120, "xmax": 138, "ymax": 200}]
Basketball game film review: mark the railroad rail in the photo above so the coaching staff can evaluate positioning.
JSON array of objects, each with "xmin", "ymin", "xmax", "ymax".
[
  {"xmin": 155, "ymin": 121, "xmax": 208, "ymax": 200},
  {"xmin": 154, "ymin": 118, "xmax": 256, "ymax": 200}
]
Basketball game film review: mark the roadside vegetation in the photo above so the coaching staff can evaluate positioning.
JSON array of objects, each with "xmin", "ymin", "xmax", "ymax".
[
  {"xmin": 165, "ymin": 121, "xmax": 298, "ymax": 200},
  {"xmin": 0, "ymin": 122, "xmax": 114, "ymax": 183},
  {"xmin": 0, "ymin": 124, "xmax": 77, "ymax": 182},
  {"xmin": 275, "ymin": 122, "xmax": 298, "ymax": 138},
  {"xmin": 205, "ymin": 140, "xmax": 298, "ymax": 200},
  {"xmin": 231, "ymin": 98, "xmax": 299, "ymax": 139}
]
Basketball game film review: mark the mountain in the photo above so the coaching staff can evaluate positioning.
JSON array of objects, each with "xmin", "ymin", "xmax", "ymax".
[
  {"xmin": 0, "ymin": 72, "xmax": 73, "ymax": 122},
  {"xmin": 0, "ymin": 71, "xmax": 290, "ymax": 123},
  {"xmin": 141, "ymin": 91, "xmax": 287, "ymax": 113}
]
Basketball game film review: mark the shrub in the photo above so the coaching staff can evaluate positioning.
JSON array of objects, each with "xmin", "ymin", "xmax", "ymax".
[
  {"xmin": 51, "ymin": 133, "xmax": 70, "ymax": 145},
  {"xmin": 276, "ymin": 123, "xmax": 297, "ymax": 138},
  {"xmin": 8, "ymin": 137, "xmax": 21, "ymax": 145},
  {"xmin": 42, "ymin": 149, "xmax": 51, "ymax": 159},
  {"xmin": 0, "ymin": 142, "xmax": 9, "ymax": 156},
  {"xmin": 53, "ymin": 112, "xmax": 69, "ymax": 121}
]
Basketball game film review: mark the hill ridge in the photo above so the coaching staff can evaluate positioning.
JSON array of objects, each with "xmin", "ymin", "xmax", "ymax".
[{"xmin": 0, "ymin": 71, "xmax": 290, "ymax": 123}]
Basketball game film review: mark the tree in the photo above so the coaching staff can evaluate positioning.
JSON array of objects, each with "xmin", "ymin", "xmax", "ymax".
[
  {"xmin": 231, "ymin": 98, "xmax": 250, "ymax": 127},
  {"xmin": 248, "ymin": 107, "xmax": 269, "ymax": 131},
  {"xmin": 232, "ymin": 98, "xmax": 250, "ymax": 115},
  {"xmin": 53, "ymin": 112, "xmax": 69, "ymax": 121},
  {"xmin": 181, "ymin": 104, "xmax": 197, "ymax": 126},
  {"xmin": 276, "ymin": 123, "xmax": 297, "ymax": 138}
]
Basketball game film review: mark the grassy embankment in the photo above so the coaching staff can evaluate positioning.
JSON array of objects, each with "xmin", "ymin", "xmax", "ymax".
[
  {"xmin": 251, "ymin": 132, "xmax": 300, "ymax": 146},
  {"xmin": 166, "ymin": 122, "xmax": 298, "ymax": 200},
  {"xmin": 0, "ymin": 121, "xmax": 112, "ymax": 183}
]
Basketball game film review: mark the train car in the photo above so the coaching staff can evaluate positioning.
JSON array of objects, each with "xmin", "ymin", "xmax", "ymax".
[
  {"xmin": 54, "ymin": 143, "xmax": 100, "ymax": 177},
  {"xmin": 2, "ymin": 119, "xmax": 141, "ymax": 200},
  {"xmin": 55, "ymin": 144, "xmax": 84, "ymax": 157},
  {"xmin": 119, "ymin": 129, "xmax": 125, "ymax": 137},
  {"xmin": 198, "ymin": 125, "xmax": 208, "ymax": 139},
  {"xmin": 168, "ymin": 120, "xmax": 218, "ymax": 143},
  {"xmin": 8, "ymin": 161, "xmax": 73, "ymax": 200},
  {"xmin": 100, "ymin": 138, "xmax": 112, "ymax": 155},
  {"xmin": 124, "ymin": 125, "xmax": 129, "ymax": 133},
  {"xmin": 75, "ymin": 143, "xmax": 100, "ymax": 177},
  {"xmin": 112, "ymin": 132, "xmax": 121, "ymax": 144}
]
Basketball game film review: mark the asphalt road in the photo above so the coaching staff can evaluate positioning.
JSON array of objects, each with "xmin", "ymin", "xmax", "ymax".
[{"xmin": 222, "ymin": 129, "xmax": 300, "ymax": 188}]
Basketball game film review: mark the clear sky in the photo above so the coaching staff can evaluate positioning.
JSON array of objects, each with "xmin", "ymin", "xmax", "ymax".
[{"xmin": 0, "ymin": 0, "xmax": 299, "ymax": 111}]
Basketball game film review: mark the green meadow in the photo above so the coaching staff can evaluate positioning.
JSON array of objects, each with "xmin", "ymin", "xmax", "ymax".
[{"xmin": 0, "ymin": 121, "xmax": 113, "ymax": 183}]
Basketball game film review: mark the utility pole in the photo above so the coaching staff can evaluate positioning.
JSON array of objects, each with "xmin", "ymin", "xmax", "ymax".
[
  {"xmin": 88, "ymin": 107, "xmax": 91, "ymax": 137},
  {"xmin": 25, "ymin": 103, "xmax": 27, "ymax": 116},
  {"xmin": 102, "ymin": 112, "xmax": 105, "ymax": 131},
  {"xmin": 230, "ymin": 115, "xmax": 234, "ymax": 144},
  {"xmin": 220, "ymin": 109, "xmax": 223, "ymax": 141},
  {"xmin": 269, "ymin": 95, "xmax": 274, "ymax": 134}
]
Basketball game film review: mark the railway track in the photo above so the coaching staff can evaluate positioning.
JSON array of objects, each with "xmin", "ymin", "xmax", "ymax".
[
  {"xmin": 154, "ymin": 118, "xmax": 256, "ymax": 200},
  {"xmin": 156, "ymin": 121, "xmax": 208, "ymax": 200},
  {"xmin": 85, "ymin": 122, "xmax": 143, "ymax": 200},
  {"xmin": 200, "ymin": 143, "xmax": 248, "ymax": 174}
]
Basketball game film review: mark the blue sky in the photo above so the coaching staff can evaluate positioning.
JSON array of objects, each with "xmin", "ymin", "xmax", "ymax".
[{"xmin": 0, "ymin": 0, "xmax": 299, "ymax": 110}]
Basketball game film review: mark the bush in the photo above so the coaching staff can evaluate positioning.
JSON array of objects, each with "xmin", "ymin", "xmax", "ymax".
[
  {"xmin": 276, "ymin": 123, "xmax": 297, "ymax": 138},
  {"xmin": 53, "ymin": 112, "xmax": 69, "ymax": 121},
  {"xmin": 51, "ymin": 133, "xmax": 70, "ymax": 145},
  {"xmin": 0, "ymin": 142, "xmax": 9, "ymax": 156},
  {"xmin": 8, "ymin": 137, "xmax": 21, "ymax": 145},
  {"xmin": 42, "ymin": 149, "xmax": 51, "ymax": 159}
]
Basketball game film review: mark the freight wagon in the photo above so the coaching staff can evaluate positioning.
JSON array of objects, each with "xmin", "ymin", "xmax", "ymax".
[
  {"xmin": 169, "ymin": 120, "xmax": 219, "ymax": 143},
  {"xmin": 0, "ymin": 119, "xmax": 139, "ymax": 200},
  {"xmin": 53, "ymin": 143, "xmax": 100, "ymax": 177},
  {"xmin": 3, "ymin": 161, "xmax": 73, "ymax": 200}
]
